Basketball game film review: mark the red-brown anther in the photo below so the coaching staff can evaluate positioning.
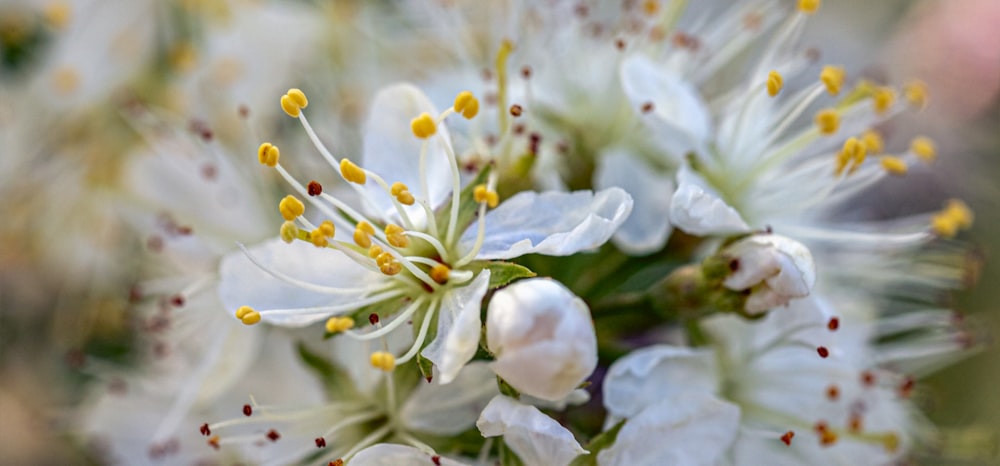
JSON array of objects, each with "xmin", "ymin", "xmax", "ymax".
[
  {"xmin": 238, "ymin": 105, "xmax": 250, "ymax": 119},
  {"xmin": 147, "ymin": 235, "xmax": 164, "ymax": 252},
  {"xmin": 641, "ymin": 101, "xmax": 655, "ymax": 113},
  {"xmin": 513, "ymin": 123, "xmax": 525, "ymax": 135},
  {"xmin": 170, "ymin": 295, "xmax": 185, "ymax": 308},
  {"xmin": 849, "ymin": 413, "xmax": 863, "ymax": 433},
  {"xmin": 861, "ymin": 371, "xmax": 876, "ymax": 387},
  {"xmin": 432, "ymin": 456, "xmax": 442, "ymax": 466},
  {"xmin": 177, "ymin": 226, "xmax": 192, "ymax": 235},
  {"xmin": 574, "ymin": 3, "xmax": 589, "ymax": 17},
  {"xmin": 529, "ymin": 133, "xmax": 541, "ymax": 155},
  {"xmin": 520, "ymin": 66, "xmax": 532, "ymax": 79},
  {"xmin": 899, "ymin": 377, "xmax": 915, "ymax": 398},
  {"xmin": 826, "ymin": 385, "xmax": 840, "ymax": 401},
  {"xmin": 827, "ymin": 317, "xmax": 839, "ymax": 331},
  {"xmin": 369, "ymin": 313, "xmax": 380, "ymax": 325},
  {"xmin": 509, "ymin": 104, "xmax": 523, "ymax": 117},
  {"xmin": 780, "ymin": 431, "xmax": 794, "ymax": 446},
  {"xmin": 819, "ymin": 428, "xmax": 838, "ymax": 446},
  {"xmin": 208, "ymin": 436, "xmax": 220, "ymax": 450},
  {"xmin": 266, "ymin": 429, "xmax": 280, "ymax": 442},
  {"xmin": 817, "ymin": 346, "xmax": 830, "ymax": 358},
  {"xmin": 814, "ymin": 421, "xmax": 829, "ymax": 433},
  {"xmin": 243, "ymin": 404, "xmax": 252, "ymax": 416},
  {"xmin": 307, "ymin": 181, "xmax": 323, "ymax": 196},
  {"xmin": 315, "ymin": 437, "xmax": 326, "ymax": 448},
  {"xmin": 329, "ymin": 460, "xmax": 344, "ymax": 466},
  {"xmin": 200, "ymin": 423, "xmax": 211, "ymax": 436},
  {"xmin": 615, "ymin": 38, "xmax": 626, "ymax": 50}
]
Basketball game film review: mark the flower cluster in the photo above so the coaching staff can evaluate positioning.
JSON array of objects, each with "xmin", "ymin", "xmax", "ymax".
[{"xmin": 2, "ymin": 0, "xmax": 990, "ymax": 464}]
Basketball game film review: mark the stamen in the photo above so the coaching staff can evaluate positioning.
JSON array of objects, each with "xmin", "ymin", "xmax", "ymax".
[
  {"xmin": 385, "ymin": 224, "xmax": 409, "ymax": 248},
  {"xmin": 872, "ymin": 86, "xmax": 896, "ymax": 114},
  {"xmin": 281, "ymin": 89, "xmax": 309, "ymax": 118},
  {"xmin": 826, "ymin": 384, "xmax": 840, "ymax": 400},
  {"xmin": 509, "ymin": 104, "xmax": 523, "ymax": 117},
  {"xmin": 473, "ymin": 184, "xmax": 499, "ymax": 208},
  {"xmin": 411, "ymin": 113, "xmax": 437, "ymax": 139},
  {"xmin": 390, "ymin": 182, "xmax": 415, "ymax": 205},
  {"xmin": 237, "ymin": 243, "xmax": 379, "ymax": 295},
  {"xmin": 394, "ymin": 299, "xmax": 439, "ymax": 364},
  {"xmin": 910, "ymin": 136, "xmax": 936, "ymax": 162},
  {"xmin": 280, "ymin": 221, "xmax": 298, "ymax": 244},
  {"xmin": 861, "ymin": 129, "xmax": 883, "ymax": 154},
  {"xmin": 767, "ymin": 70, "xmax": 783, "ymax": 97},
  {"xmin": 345, "ymin": 298, "xmax": 425, "ymax": 341},
  {"xmin": 279, "ymin": 195, "xmax": 305, "ymax": 221},
  {"xmin": 798, "ymin": 0, "xmax": 821, "ymax": 14},
  {"xmin": 43, "ymin": 2, "xmax": 72, "ymax": 29},
  {"xmin": 310, "ymin": 228, "xmax": 330, "ymax": 248},
  {"xmin": 820, "ymin": 65, "xmax": 845, "ymax": 95},
  {"xmin": 931, "ymin": 199, "xmax": 974, "ymax": 238},
  {"xmin": 827, "ymin": 317, "xmax": 840, "ymax": 331},
  {"xmin": 243, "ymin": 404, "xmax": 253, "ymax": 416},
  {"xmin": 308, "ymin": 181, "xmax": 323, "ymax": 196},
  {"xmin": 430, "ymin": 264, "xmax": 450, "ymax": 284},
  {"xmin": 340, "ymin": 159, "xmax": 367, "ymax": 184},
  {"xmin": 834, "ymin": 137, "xmax": 866, "ymax": 176},
  {"xmin": 781, "ymin": 431, "xmax": 794, "ymax": 446},
  {"xmin": 354, "ymin": 221, "xmax": 375, "ymax": 248},
  {"xmin": 258, "ymin": 142, "xmax": 280, "ymax": 167},
  {"xmin": 880, "ymin": 156, "xmax": 907, "ymax": 175},
  {"xmin": 815, "ymin": 108, "xmax": 839, "ymax": 135},
  {"xmin": 904, "ymin": 80, "xmax": 929, "ymax": 108},
  {"xmin": 817, "ymin": 346, "xmax": 830, "ymax": 358},
  {"xmin": 235, "ymin": 306, "xmax": 261, "ymax": 325},
  {"xmin": 325, "ymin": 316, "xmax": 355, "ymax": 334},
  {"xmin": 370, "ymin": 351, "xmax": 396, "ymax": 371},
  {"xmin": 376, "ymin": 252, "xmax": 403, "ymax": 275},
  {"xmin": 453, "ymin": 91, "xmax": 480, "ymax": 119}
]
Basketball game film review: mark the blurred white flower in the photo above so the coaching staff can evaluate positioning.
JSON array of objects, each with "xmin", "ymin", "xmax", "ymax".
[
  {"xmin": 721, "ymin": 234, "xmax": 816, "ymax": 314},
  {"xmin": 350, "ymin": 443, "xmax": 468, "ymax": 466},
  {"xmin": 486, "ymin": 278, "xmax": 597, "ymax": 401},
  {"xmin": 477, "ymin": 395, "xmax": 588, "ymax": 466},
  {"xmin": 220, "ymin": 83, "xmax": 631, "ymax": 382}
]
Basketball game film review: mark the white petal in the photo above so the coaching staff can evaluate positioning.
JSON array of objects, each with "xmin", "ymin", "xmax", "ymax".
[
  {"xmin": 603, "ymin": 345, "xmax": 719, "ymax": 420},
  {"xmin": 597, "ymin": 392, "xmax": 740, "ymax": 466},
  {"xmin": 487, "ymin": 278, "xmax": 597, "ymax": 401},
  {"xmin": 477, "ymin": 395, "xmax": 587, "ymax": 466},
  {"xmin": 594, "ymin": 149, "xmax": 674, "ymax": 255},
  {"xmin": 400, "ymin": 362, "xmax": 499, "ymax": 435},
  {"xmin": 460, "ymin": 188, "xmax": 633, "ymax": 260},
  {"xmin": 620, "ymin": 55, "xmax": 712, "ymax": 156},
  {"xmin": 217, "ymin": 238, "xmax": 381, "ymax": 327},
  {"xmin": 421, "ymin": 270, "xmax": 491, "ymax": 384},
  {"xmin": 350, "ymin": 444, "xmax": 468, "ymax": 466},
  {"xmin": 362, "ymin": 83, "xmax": 453, "ymax": 220},
  {"xmin": 669, "ymin": 182, "xmax": 751, "ymax": 236}
]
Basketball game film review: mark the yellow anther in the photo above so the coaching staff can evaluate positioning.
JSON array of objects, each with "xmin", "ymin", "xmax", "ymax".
[
  {"xmin": 945, "ymin": 199, "xmax": 974, "ymax": 229},
  {"xmin": 385, "ymin": 224, "xmax": 409, "ymax": 248},
  {"xmin": 910, "ymin": 136, "xmax": 936, "ymax": 162},
  {"xmin": 931, "ymin": 199, "xmax": 974, "ymax": 238},
  {"xmin": 460, "ymin": 97, "xmax": 480, "ymax": 119},
  {"xmin": 353, "ymin": 221, "xmax": 375, "ymax": 248},
  {"xmin": 798, "ymin": 0, "xmax": 820, "ymax": 14},
  {"xmin": 169, "ymin": 43, "xmax": 198, "ymax": 73},
  {"xmin": 904, "ymin": 80, "xmax": 929, "ymax": 108},
  {"xmin": 257, "ymin": 142, "xmax": 280, "ymax": 167},
  {"xmin": 872, "ymin": 86, "xmax": 896, "ymax": 114},
  {"xmin": 410, "ymin": 112, "xmax": 437, "ymax": 139},
  {"xmin": 376, "ymin": 253, "xmax": 402, "ymax": 275},
  {"xmin": 643, "ymin": 0, "xmax": 660, "ymax": 16},
  {"xmin": 236, "ymin": 307, "xmax": 261, "ymax": 325},
  {"xmin": 309, "ymin": 228, "xmax": 329, "ymax": 248},
  {"xmin": 339, "ymin": 158, "xmax": 367, "ymax": 184},
  {"xmin": 280, "ymin": 88, "xmax": 308, "ymax": 118},
  {"xmin": 819, "ymin": 429, "xmax": 838, "ymax": 446},
  {"xmin": 454, "ymin": 91, "xmax": 474, "ymax": 113},
  {"xmin": 319, "ymin": 220, "xmax": 335, "ymax": 238},
  {"xmin": 473, "ymin": 184, "xmax": 500, "ymax": 208},
  {"xmin": 235, "ymin": 306, "xmax": 254, "ymax": 319},
  {"xmin": 880, "ymin": 156, "xmax": 908, "ymax": 175},
  {"xmin": 279, "ymin": 221, "xmax": 298, "ymax": 244},
  {"xmin": 370, "ymin": 351, "xmax": 396, "ymax": 372},
  {"xmin": 766, "ymin": 70, "xmax": 783, "ymax": 97},
  {"xmin": 835, "ymin": 137, "xmax": 866, "ymax": 176},
  {"xmin": 279, "ymin": 195, "xmax": 305, "ymax": 221},
  {"xmin": 430, "ymin": 264, "xmax": 451, "ymax": 284},
  {"xmin": 820, "ymin": 65, "xmax": 845, "ymax": 96},
  {"xmin": 881, "ymin": 433, "xmax": 900, "ymax": 454},
  {"xmin": 861, "ymin": 130, "xmax": 884, "ymax": 154},
  {"xmin": 368, "ymin": 245, "xmax": 384, "ymax": 258},
  {"xmin": 43, "ymin": 2, "xmax": 72, "ymax": 29},
  {"xmin": 325, "ymin": 316, "xmax": 355, "ymax": 334},
  {"xmin": 390, "ymin": 182, "xmax": 415, "ymax": 205},
  {"xmin": 815, "ymin": 108, "xmax": 840, "ymax": 135},
  {"xmin": 52, "ymin": 67, "xmax": 79, "ymax": 95}
]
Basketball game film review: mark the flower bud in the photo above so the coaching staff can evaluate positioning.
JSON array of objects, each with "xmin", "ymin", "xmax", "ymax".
[
  {"xmin": 719, "ymin": 234, "xmax": 816, "ymax": 314},
  {"xmin": 486, "ymin": 278, "xmax": 597, "ymax": 401}
]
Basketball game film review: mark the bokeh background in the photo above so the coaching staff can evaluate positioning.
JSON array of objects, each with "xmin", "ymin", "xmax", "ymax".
[{"xmin": 0, "ymin": 0, "xmax": 997, "ymax": 463}]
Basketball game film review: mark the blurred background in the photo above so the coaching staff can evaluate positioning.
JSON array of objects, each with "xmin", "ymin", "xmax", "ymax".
[{"xmin": 0, "ymin": 0, "xmax": 997, "ymax": 463}]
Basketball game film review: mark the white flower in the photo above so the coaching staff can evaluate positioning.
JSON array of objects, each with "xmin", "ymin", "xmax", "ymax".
[
  {"xmin": 477, "ymin": 395, "xmax": 588, "ymax": 466},
  {"xmin": 220, "ymin": 83, "xmax": 632, "ymax": 383},
  {"xmin": 486, "ymin": 278, "xmax": 597, "ymax": 401},
  {"xmin": 602, "ymin": 298, "xmax": 914, "ymax": 466},
  {"xmin": 721, "ymin": 234, "xmax": 816, "ymax": 314},
  {"xmin": 350, "ymin": 444, "xmax": 468, "ymax": 466}
]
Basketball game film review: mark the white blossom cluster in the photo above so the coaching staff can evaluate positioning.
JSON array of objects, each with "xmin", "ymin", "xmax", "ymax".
[{"xmin": 0, "ymin": 0, "xmax": 992, "ymax": 465}]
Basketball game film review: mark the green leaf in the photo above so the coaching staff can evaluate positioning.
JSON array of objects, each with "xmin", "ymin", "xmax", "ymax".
[
  {"xmin": 567, "ymin": 419, "xmax": 625, "ymax": 466},
  {"xmin": 466, "ymin": 260, "xmax": 536, "ymax": 289},
  {"xmin": 435, "ymin": 165, "xmax": 493, "ymax": 243},
  {"xmin": 295, "ymin": 342, "xmax": 355, "ymax": 396}
]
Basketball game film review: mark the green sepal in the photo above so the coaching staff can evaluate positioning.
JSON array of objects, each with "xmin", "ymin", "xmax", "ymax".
[
  {"xmin": 434, "ymin": 165, "xmax": 493, "ymax": 243},
  {"xmin": 466, "ymin": 260, "xmax": 536, "ymax": 289},
  {"xmin": 567, "ymin": 419, "xmax": 626, "ymax": 466},
  {"xmin": 497, "ymin": 376, "xmax": 521, "ymax": 400},
  {"xmin": 295, "ymin": 342, "xmax": 356, "ymax": 396},
  {"xmin": 416, "ymin": 351, "xmax": 435, "ymax": 383}
]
